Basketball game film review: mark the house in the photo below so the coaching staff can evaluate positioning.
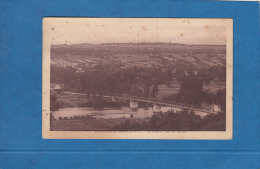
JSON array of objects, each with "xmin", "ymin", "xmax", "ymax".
[
  {"xmin": 76, "ymin": 67, "xmax": 84, "ymax": 73},
  {"xmin": 130, "ymin": 100, "xmax": 138, "ymax": 111},
  {"xmin": 51, "ymin": 60, "xmax": 63, "ymax": 68},
  {"xmin": 50, "ymin": 83, "xmax": 62, "ymax": 93},
  {"xmin": 202, "ymin": 103, "xmax": 222, "ymax": 113},
  {"xmin": 91, "ymin": 63, "xmax": 98, "ymax": 68}
]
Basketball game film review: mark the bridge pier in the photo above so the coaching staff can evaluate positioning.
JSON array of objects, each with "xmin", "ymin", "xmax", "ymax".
[
  {"xmin": 130, "ymin": 100, "xmax": 138, "ymax": 110},
  {"xmin": 153, "ymin": 103, "xmax": 162, "ymax": 115},
  {"xmin": 103, "ymin": 95, "xmax": 209, "ymax": 114},
  {"xmin": 130, "ymin": 100, "xmax": 138, "ymax": 118}
]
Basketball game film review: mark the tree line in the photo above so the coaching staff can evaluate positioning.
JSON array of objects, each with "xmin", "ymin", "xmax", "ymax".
[
  {"xmin": 51, "ymin": 63, "xmax": 226, "ymax": 109},
  {"xmin": 111, "ymin": 109, "xmax": 226, "ymax": 131}
]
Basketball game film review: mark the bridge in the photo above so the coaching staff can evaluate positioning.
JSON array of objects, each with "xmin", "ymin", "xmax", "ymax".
[
  {"xmin": 62, "ymin": 91, "xmax": 209, "ymax": 113},
  {"xmin": 103, "ymin": 95, "xmax": 209, "ymax": 113}
]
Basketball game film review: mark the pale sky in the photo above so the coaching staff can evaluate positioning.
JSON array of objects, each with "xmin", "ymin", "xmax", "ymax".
[{"xmin": 44, "ymin": 18, "xmax": 231, "ymax": 45}]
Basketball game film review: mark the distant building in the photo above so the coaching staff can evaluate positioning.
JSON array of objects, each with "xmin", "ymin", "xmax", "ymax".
[
  {"xmin": 202, "ymin": 103, "xmax": 221, "ymax": 113},
  {"xmin": 162, "ymin": 56, "xmax": 174, "ymax": 61},
  {"xmin": 50, "ymin": 60, "xmax": 63, "ymax": 68},
  {"xmin": 76, "ymin": 67, "xmax": 84, "ymax": 73},
  {"xmin": 50, "ymin": 83, "xmax": 62, "ymax": 93},
  {"xmin": 91, "ymin": 63, "xmax": 97, "ymax": 68},
  {"xmin": 130, "ymin": 100, "xmax": 138, "ymax": 111}
]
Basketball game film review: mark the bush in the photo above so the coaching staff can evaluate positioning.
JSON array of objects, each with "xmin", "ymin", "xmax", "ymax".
[{"xmin": 111, "ymin": 109, "xmax": 226, "ymax": 131}]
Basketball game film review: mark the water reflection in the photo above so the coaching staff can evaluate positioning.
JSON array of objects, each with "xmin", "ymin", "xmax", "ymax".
[{"xmin": 51, "ymin": 106, "xmax": 208, "ymax": 119}]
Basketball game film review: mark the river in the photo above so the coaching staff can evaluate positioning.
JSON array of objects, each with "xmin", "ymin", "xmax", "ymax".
[{"xmin": 51, "ymin": 106, "xmax": 208, "ymax": 119}]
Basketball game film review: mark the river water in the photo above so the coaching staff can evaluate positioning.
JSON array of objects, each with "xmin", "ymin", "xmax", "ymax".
[{"xmin": 51, "ymin": 106, "xmax": 208, "ymax": 119}]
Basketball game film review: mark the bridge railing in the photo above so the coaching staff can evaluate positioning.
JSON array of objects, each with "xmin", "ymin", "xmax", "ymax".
[
  {"xmin": 105, "ymin": 94, "xmax": 203, "ymax": 110},
  {"xmin": 62, "ymin": 93, "xmax": 205, "ymax": 111}
]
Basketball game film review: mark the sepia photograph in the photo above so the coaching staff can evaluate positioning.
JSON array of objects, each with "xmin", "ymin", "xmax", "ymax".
[{"xmin": 42, "ymin": 18, "xmax": 233, "ymax": 139}]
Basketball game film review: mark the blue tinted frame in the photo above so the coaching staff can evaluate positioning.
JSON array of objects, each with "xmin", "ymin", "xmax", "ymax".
[{"xmin": 0, "ymin": 0, "xmax": 259, "ymax": 168}]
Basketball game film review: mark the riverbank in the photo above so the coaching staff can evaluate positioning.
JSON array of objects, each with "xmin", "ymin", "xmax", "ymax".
[{"xmin": 50, "ymin": 117, "xmax": 149, "ymax": 131}]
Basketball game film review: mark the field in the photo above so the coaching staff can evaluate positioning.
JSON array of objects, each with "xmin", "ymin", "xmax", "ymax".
[
  {"xmin": 204, "ymin": 81, "xmax": 226, "ymax": 94},
  {"xmin": 57, "ymin": 94, "xmax": 91, "ymax": 107},
  {"xmin": 51, "ymin": 43, "xmax": 226, "ymax": 69}
]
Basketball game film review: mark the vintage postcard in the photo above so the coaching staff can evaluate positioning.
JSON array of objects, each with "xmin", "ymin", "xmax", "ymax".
[{"xmin": 42, "ymin": 18, "xmax": 233, "ymax": 139}]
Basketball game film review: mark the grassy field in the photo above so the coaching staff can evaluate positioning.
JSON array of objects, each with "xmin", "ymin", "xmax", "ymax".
[
  {"xmin": 57, "ymin": 94, "xmax": 90, "ymax": 107},
  {"xmin": 51, "ymin": 43, "xmax": 226, "ymax": 69},
  {"xmin": 204, "ymin": 81, "xmax": 226, "ymax": 94},
  {"xmin": 157, "ymin": 80, "xmax": 180, "ymax": 99},
  {"xmin": 155, "ymin": 80, "xmax": 225, "ymax": 100}
]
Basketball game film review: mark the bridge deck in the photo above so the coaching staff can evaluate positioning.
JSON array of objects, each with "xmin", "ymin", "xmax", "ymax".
[
  {"xmin": 104, "ymin": 95, "xmax": 208, "ymax": 113},
  {"xmin": 61, "ymin": 92, "xmax": 209, "ymax": 113}
]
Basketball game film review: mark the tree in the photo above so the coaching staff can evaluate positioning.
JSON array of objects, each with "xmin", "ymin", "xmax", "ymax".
[
  {"xmin": 215, "ymin": 89, "xmax": 226, "ymax": 113},
  {"xmin": 50, "ymin": 90, "xmax": 60, "ymax": 111},
  {"xmin": 175, "ymin": 74, "xmax": 204, "ymax": 105}
]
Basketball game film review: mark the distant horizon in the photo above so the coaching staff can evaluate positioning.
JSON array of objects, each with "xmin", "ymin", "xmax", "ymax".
[{"xmin": 51, "ymin": 42, "xmax": 226, "ymax": 46}]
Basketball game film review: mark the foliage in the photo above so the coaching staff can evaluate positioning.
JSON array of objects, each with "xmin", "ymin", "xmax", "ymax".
[
  {"xmin": 50, "ymin": 90, "xmax": 60, "ymax": 111},
  {"xmin": 51, "ymin": 62, "xmax": 226, "ymax": 108},
  {"xmin": 111, "ymin": 109, "xmax": 226, "ymax": 131}
]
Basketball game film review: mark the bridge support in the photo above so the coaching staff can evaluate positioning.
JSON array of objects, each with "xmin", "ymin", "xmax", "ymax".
[
  {"xmin": 111, "ymin": 96, "xmax": 116, "ymax": 102},
  {"xmin": 130, "ymin": 100, "xmax": 138, "ymax": 118},
  {"xmin": 130, "ymin": 100, "xmax": 138, "ymax": 111},
  {"xmin": 153, "ymin": 103, "xmax": 162, "ymax": 115}
]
